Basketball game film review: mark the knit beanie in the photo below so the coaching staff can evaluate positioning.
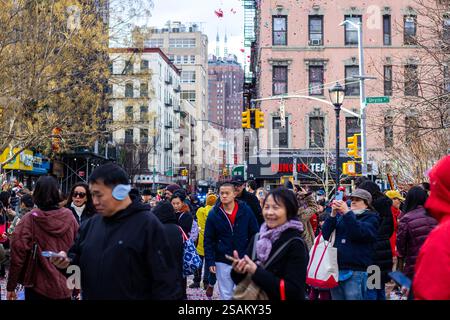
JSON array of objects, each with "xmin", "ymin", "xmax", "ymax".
[{"xmin": 206, "ymin": 194, "xmax": 218, "ymax": 206}]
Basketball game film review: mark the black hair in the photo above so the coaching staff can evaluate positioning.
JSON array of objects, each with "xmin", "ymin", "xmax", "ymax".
[
  {"xmin": 171, "ymin": 190, "xmax": 186, "ymax": 202},
  {"xmin": 358, "ymin": 181, "xmax": 384, "ymax": 202},
  {"xmin": 88, "ymin": 163, "xmax": 129, "ymax": 188},
  {"xmin": 420, "ymin": 182, "xmax": 430, "ymax": 192},
  {"xmin": 66, "ymin": 182, "xmax": 95, "ymax": 213},
  {"xmin": 129, "ymin": 188, "xmax": 141, "ymax": 201},
  {"xmin": 355, "ymin": 176, "xmax": 370, "ymax": 188},
  {"xmin": 0, "ymin": 191, "xmax": 11, "ymax": 208},
  {"xmin": 262, "ymin": 187, "xmax": 299, "ymax": 220},
  {"xmin": 404, "ymin": 186, "xmax": 428, "ymax": 213},
  {"xmin": 20, "ymin": 194, "xmax": 34, "ymax": 208},
  {"xmin": 219, "ymin": 182, "xmax": 235, "ymax": 190},
  {"xmin": 33, "ymin": 176, "xmax": 61, "ymax": 210},
  {"xmin": 246, "ymin": 180, "xmax": 257, "ymax": 191}
]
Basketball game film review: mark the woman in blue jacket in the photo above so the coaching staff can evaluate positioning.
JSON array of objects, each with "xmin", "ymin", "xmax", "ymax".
[{"xmin": 322, "ymin": 189, "xmax": 379, "ymax": 300}]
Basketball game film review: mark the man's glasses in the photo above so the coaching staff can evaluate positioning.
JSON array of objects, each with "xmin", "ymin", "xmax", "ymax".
[{"xmin": 73, "ymin": 192, "xmax": 86, "ymax": 198}]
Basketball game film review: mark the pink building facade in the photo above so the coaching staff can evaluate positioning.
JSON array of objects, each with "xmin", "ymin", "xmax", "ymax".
[{"xmin": 249, "ymin": 0, "xmax": 430, "ymax": 187}]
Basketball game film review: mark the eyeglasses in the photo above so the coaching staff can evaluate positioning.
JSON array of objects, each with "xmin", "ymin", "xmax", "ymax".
[{"xmin": 73, "ymin": 192, "xmax": 86, "ymax": 198}]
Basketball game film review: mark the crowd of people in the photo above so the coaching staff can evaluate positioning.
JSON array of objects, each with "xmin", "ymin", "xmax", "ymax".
[{"xmin": 0, "ymin": 154, "xmax": 449, "ymax": 300}]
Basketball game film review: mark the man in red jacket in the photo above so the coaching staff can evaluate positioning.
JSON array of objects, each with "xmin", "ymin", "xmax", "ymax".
[{"xmin": 413, "ymin": 155, "xmax": 450, "ymax": 300}]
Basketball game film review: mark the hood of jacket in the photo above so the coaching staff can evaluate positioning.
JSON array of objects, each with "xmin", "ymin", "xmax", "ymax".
[
  {"xmin": 103, "ymin": 200, "xmax": 150, "ymax": 223},
  {"xmin": 372, "ymin": 196, "xmax": 393, "ymax": 217},
  {"xmin": 152, "ymin": 201, "xmax": 177, "ymax": 224},
  {"xmin": 425, "ymin": 155, "xmax": 450, "ymax": 222},
  {"xmin": 31, "ymin": 207, "xmax": 76, "ymax": 237}
]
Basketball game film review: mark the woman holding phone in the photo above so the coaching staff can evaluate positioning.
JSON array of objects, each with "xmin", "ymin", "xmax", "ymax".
[
  {"xmin": 321, "ymin": 189, "xmax": 379, "ymax": 300},
  {"xmin": 6, "ymin": 176, "xmax": 78, "ymax": 300},
  {"xmin": 230, "ymin": 187, "xmax": 309, "ymax": 300}
]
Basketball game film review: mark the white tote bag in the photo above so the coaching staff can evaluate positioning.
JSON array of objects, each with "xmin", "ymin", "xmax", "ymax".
[{"xmin": 306, "ymin": 231, "xmax": 339, "ymax": 289}]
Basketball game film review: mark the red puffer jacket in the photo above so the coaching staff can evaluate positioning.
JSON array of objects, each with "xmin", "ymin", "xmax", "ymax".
[
  {"xmin": 7, "ymin": 208, "xmax": 78, "ymax": 299},
  {"xmin": 413, "ymin": 155, "xmax": 450, "ymax": 300}
]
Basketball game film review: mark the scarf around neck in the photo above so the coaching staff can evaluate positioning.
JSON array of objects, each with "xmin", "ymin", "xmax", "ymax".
[
  {"xmin": 256, "ymin": 219, "xmax": 304, "ymax": 265},
  {"xmin": 71, "ymin": 202, "xmax": 85, "ymax": 219}
]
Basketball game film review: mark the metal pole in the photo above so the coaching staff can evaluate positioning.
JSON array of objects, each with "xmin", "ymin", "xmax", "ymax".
[
  {"xmin": 293, "ymin": 155, "xmax": 298, "ymax": 185},
  {"xmin": 357, "ymin": 22, "xmax": 368, "ymax": 176},
  {"xmin": 335, "ymin": 105, "xmax": 341, "ymax": 190}
]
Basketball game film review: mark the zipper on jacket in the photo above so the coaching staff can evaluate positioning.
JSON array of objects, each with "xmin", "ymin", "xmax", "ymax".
[{"xmin": 219, "ymin": 207, "xmax": 234, "ymax": 235}]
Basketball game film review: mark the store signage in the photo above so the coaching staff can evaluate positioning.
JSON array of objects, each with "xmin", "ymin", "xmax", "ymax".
[{"xmin": 0, "ymin": 148, "xmax": 34, "ymax": 171}]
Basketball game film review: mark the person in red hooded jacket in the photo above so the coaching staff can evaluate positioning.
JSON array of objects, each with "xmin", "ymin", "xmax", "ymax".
[{"xmin": 413, "ymin": 155, "xmax": 450, "ymax": 300}]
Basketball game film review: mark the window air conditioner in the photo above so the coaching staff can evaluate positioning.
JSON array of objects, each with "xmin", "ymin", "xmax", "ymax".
[{"xmin": 309, "ymin": 39, "xmax": 322, "ymax": 46}]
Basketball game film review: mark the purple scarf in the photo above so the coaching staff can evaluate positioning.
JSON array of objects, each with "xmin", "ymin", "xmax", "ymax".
[{"xmin": 255, "ymin": 219, "xmax": 304, "ymax": 265}]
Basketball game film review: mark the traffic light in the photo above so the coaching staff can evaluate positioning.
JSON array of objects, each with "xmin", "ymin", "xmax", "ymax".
[
  {"xmin": 181, "ymin": 169, "xmax": 188, "ymax": 176},
  {"xmin": 51, "ymin": 127, "xmax": 62, "ymax": 153},
  {"xmin": 254, "ymin": 109, "xmax": 265, "ymax": 129},
  {"xmin": 343, "ymin": 161, "xmax": 356, "ymax": 175},
  {"xmin": 241, "ymin": 109, "xmax": 251, "ymax": 129},
  {"xmin": 347, "ymin": 134, "xmax": 360, "ymax": 158}
]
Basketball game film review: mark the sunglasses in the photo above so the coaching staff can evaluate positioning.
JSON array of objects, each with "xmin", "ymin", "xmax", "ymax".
[{"xmin": 73, "ymin": 192, "xmax": 87, "ymax": 198}]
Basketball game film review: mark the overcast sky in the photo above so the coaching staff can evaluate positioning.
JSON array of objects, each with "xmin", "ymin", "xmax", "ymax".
[{"xmin": 148, "ymin": 0, "xmax": 247, "ymax": 65}]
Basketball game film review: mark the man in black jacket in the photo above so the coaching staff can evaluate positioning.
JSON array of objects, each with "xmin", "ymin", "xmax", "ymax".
[
  {"xmin": 51, "ymin": 163, "xmax": 182, "ymax": 300},
  {"xmin": 232, "ymin": 175, "xmax": 263, "ymax": 226}
]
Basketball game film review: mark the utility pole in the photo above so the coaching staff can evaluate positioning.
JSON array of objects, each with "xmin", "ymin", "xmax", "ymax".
[
  {"xmin": 357, "ymin": 21, "xmax": 368, "ymax": 177},
  {"xmin": 293, "ymin": 155, "xmax": 298, "ymax": 185}
]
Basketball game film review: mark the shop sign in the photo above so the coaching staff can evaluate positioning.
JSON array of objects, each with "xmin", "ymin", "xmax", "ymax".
[{"xmin": 0, "ymin": 148, "xmax": 34, "ymax": 171}]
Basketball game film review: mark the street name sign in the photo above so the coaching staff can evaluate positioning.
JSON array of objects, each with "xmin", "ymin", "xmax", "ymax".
[{"xmin": 365, "ymin": 96, "xmax": 390, "ymax": 104}]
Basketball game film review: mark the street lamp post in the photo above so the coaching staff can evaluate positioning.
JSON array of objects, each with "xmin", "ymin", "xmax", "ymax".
[{"xmin": 329, "ymin": 82, "xmax": 346, "ymax": 191}]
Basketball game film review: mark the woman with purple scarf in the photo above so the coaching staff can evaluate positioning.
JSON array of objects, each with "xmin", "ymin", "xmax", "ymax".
[{"xmin": 230, "ymin": 187, "xmax": 309, "ymax": 300}]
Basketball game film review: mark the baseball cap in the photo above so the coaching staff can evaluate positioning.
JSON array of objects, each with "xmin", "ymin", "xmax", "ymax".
[
  {"xmin": 231, "ymin": 175, "xmax": 246, "ymax": 185},
  {"xmin": 349, "ymin": 189, "xmax": 373, "ymax": 204},
  {"xmin": 385, "ymin": 190, "xmax": 405, "ymax": 201}
]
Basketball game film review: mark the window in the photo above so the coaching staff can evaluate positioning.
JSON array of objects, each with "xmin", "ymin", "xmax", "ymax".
[
  {"xmin": 309, "ymin": 16, "xmax": 323, "ymax": 45},
  {"xmin": 140, "ymin": 59, "xmax": 149, "ymax": 71},
  {"xmin": 140, "ymin": 106, "xmax": 148, "ymax": 122},
  {"xmin": 145, "ymin": 39, "xmax": 163, "ymax": 48},
  {"xmin": 405, "ymin": 65, "xmax": 418, "ymax": 96},
  {"xmin": 181, "ymin": 71, "xmax": 196, "ymax": 83},
  {"xmin": 345, "ymin": 66, "xmax": 360, "ymax": 96},
  {"xmin": 273, "ymin": 66, "xmax": 288, "ymax": 95},
  {"xmin": 404, "ymin": 16, "xmax": 417, "ymax": 45},
  {"xmin": 140, "ymin": 129, "xmax": 149, "ymax": 144},
  {"xmin": 183, "ymin": 55, "xmax": 189, "ymax": 64},
  {"xmin": 384, "ymin": 65, "xmax": 393, "ymax": 96},
  {"xmin": 383, "ymin": 15, "xmax": 391, "ymax": 45},
  {"xmin": 345, "ymin": 15, "xmax": 362, "ymax": 45},
  {"xmin": 125, "ymin": 83, "xmax": 133, "ymax": 98},
  {"xmin": 384, "ymin": 115, "xmax": 394, "ymax": 148},
  {"xmin": 139, "ymin": 152, "xmax": 148, "ymax": 171},
  {"xmin": 123, "ymin": 61, "xmax": 133, "ymax": 74},
  {"xmin": 444, "ymin": 66, "xmax": 450, "ymax": 92},
  {"xmin": 140, "ymin": 82, "xmax": 148, "ymax": 97},
  {"xmin": 272, "ymin": 117, "xmax": 289, "ymax": 148},
  {"xmin": 125, "ymin": 106, "xmax": 133, "ymax": 121},
  {"xmin": 108, "ymin": 62, "xmax": 113, "ymax": 74},
  {"xmin": 309, "ymin": 66, "xmax": 324, "ymax": 95},
  {"xmin": 190, "ymin": 55, "xmax": 196, "ymax": 64},
  {"xmin": 175, "ymin": 56, "xmax": 181, "ymax": 64},
  {"xmin": 405, "ymin": 116, "xmax": 419, "ymax": 144},
  {"xmin": 168, "ymin": 55, "xmax": 174, "ymax": 62},
  {"xmin": 125, "ymin": 129, "xmax": 134, "ymax": 144},
  {"xmin": 273, "ymin": 16, "xmax": 287, "ymax": 45},
  {"xmin": 309, "ymin": 117, "xmax": 325, "ymax": 148},
  {"xmin": 444, "ymin": 16, "xmax": 450, "ymax": 44},
  {"xmin": 181, "ymin": 90, "xmax": 196, "ymax": 102},
  {"xmin": 169, "ymin": 38, "xmax": 196, "ymax": 48},
  {"xmin": 345, "ymin": 117, "xmax": 361, "ymax": 146}
]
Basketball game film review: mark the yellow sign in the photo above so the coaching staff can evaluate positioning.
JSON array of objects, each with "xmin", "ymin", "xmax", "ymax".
[{"xmin": 0, "ymin": 148, "xmax": 34, "ymax": 171}]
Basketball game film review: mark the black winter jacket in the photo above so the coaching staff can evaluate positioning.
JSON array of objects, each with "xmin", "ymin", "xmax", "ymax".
[
  {"xmin": 152, "ymin": 204, "xmax": 184, "ymax": 295},
  {"xmin": 68, "ymin": 201, "xmax": 182, "ymax": 300},
  {"xmin": 372, "ymin": 196, "xmax": 394, "ymax": 280},
  {"xmin": 231, "ymin": 228, "xmax": 309, "ymax": 300},
  {"xmin": 237, "ymin": 189, "xmax": 264, "ymax": 226},
  {"xmin": 67, "ymin": 204, "xmax": 95, "ymax": 225}
]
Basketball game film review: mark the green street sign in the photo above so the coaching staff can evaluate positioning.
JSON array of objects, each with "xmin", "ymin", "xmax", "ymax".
[
  {"xmin": 165, "ymin": 169, "xmax": 173, "ymax": 177},
  {"xmin": 232, "ymin": 165, "xmax": 245, "ymax": 177},
  {"xmin": 365, "ymin": 96, "xmax": 390, "ymax": 104}
]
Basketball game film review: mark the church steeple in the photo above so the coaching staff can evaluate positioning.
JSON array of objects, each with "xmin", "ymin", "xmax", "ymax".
[
  {"xmin": 224, "ymin": 29, "xmax": 228, "ymax": 57},
  {"xmin": 216, "ymin": 30, "xmax": 220, "ymax": 58}
]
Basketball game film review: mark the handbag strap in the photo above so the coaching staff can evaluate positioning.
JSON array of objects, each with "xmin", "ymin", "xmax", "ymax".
[
  {"xmin": 251, "ymin": 232, "xmax": 259, "ymax": 260},
  {"xmin": 262, "ymin": 237, "xmax": 304, "ymax": 269},
  {"xmin": 177, "ymin": 226, "xmax": 188, "ymax": 242}
]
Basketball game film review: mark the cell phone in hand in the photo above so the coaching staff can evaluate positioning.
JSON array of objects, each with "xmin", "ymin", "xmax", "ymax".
[
  {"xmin": 41, "ymin": 251, "xmax": 65, "ymax": 259},
  {"xmin": 225, "ymin": 254, "xmax": 238, "ymax": 263},
  {"xmin": 335, "ymin": 191, "xmax": 344, "ymax": 201}
]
